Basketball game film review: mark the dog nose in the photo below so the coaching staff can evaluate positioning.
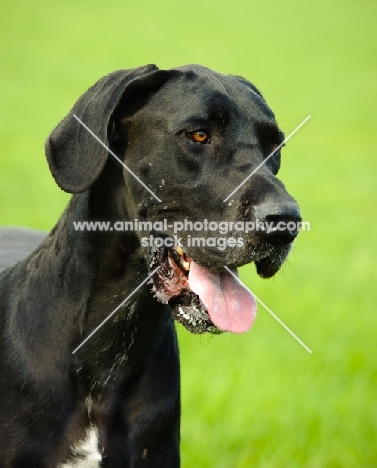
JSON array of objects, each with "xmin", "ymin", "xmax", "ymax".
[{"xmin": 254, "ymin": 202, "xmax": 302, "ymax": 246}]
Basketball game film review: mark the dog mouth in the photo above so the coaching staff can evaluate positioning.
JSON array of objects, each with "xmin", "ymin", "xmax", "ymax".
[
  {"xmin": 150, "ymin": 245, "xmax": 257, "ymax": 334},
  {"xmin": 253, "ymin": 244, "xmax": 292, "ymax": 279}
]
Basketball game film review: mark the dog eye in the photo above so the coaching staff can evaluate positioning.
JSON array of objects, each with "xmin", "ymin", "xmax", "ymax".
[
  {"xmin": 269, "ymin": 142, "xmax": 283, "ymax": 156},
  {"xmin": 186, "ymin": 130, "xmax": 210, "ymax": 144},
  {"xmin": 271, "ymin": 143, "xmax": 279, "ymax": 153}
]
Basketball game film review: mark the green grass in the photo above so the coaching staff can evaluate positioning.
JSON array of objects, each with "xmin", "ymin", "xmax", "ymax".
[{"xmin": 1, "ymin": 0, "xmax": 376, "ymax": 466}]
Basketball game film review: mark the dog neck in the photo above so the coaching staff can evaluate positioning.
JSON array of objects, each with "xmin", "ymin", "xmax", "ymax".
[{"xmin": 7, "ymin": 161, "xmax": 171, "ymax": 392}]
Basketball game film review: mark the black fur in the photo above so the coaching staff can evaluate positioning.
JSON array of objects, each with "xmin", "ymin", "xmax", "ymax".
[{"xmin": 0, "ymin": 64, "xmax": 300, "ymax": 467}]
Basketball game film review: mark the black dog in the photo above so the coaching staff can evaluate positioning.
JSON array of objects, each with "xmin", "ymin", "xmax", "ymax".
[{"xmin": 0, "ymin": 64, "xmax": 300, "ymax": 467}]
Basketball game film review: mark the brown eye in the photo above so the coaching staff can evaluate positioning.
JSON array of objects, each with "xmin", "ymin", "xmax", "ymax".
[
  {"xmin": 186, "ymin": 130, "xmax": 210, "ymax": 144},
  {"xmin": 271, "ymin": 143, "xmax": 280, "ymax": 152}
]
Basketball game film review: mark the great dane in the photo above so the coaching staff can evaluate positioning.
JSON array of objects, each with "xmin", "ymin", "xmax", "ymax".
[{"xmin": 0, "ymin": 64, "xmax": 301, "ymax": 467}]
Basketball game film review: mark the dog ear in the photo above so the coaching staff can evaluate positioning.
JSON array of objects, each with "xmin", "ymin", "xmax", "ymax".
[
  {"xmin": 231, "ymin": 75, "xmax": 265, "ymax": 101},
  {"xmin": 45, "ymin": 65, "xmax": 177, "ymax": 194}
]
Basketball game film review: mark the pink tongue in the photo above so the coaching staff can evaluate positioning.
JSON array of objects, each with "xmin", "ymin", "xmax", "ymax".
[{"xmin": 188, "ymin": 261, "xmax": 257, "ymax": 333}]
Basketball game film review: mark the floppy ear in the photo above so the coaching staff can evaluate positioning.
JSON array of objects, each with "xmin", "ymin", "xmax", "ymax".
[
  {"xmin": 231, "ymin": 75, "xmax": 265, "ymax": 101},
  {"xmin": 45, "ymin": 65, "xmax": 177, "ymax": 193}
]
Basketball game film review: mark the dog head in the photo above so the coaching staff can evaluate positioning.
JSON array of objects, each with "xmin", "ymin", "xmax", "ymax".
[{"xmin": 46, "ymin": 64, "xmax": 301, "ymax": 335}]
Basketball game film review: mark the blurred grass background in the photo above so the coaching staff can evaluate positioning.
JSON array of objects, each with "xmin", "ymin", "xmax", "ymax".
[{"xmin": 0, "ymin": 0, "xmax": 376, "ymax": 466}]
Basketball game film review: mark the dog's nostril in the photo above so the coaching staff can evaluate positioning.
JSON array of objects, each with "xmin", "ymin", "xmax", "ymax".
[
  {"xmin": 263, "ymin": 214, "xmax": 300, "ymax": 245},
  {"xmin": 254, "ymin": 203, "xmax": 301, "ymax": 246}
]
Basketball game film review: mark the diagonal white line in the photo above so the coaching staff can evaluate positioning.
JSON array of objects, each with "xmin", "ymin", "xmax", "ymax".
[
  {"xmin": 223, "ymin": 115, "xmax": 311, "ymax": 202},
  {"xmin": 224, "ymin": 266, "xmax": 312, "ymax": 353},
  {"xmin": 72, "ymin": 267, "xmax": 160, "ymax": 354},
  {"xmin": 73, "ymin": 114, "xmax": 162, "ymax": 203}
]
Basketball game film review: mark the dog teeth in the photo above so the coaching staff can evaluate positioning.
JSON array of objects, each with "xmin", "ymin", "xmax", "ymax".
[
  {"xmin": 182, "ymin": 261, "xmax": 190, "ymax": 271},
  {"xmin": 176, "ymin": 246, "xmax": 184, "ymax": 256}
]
